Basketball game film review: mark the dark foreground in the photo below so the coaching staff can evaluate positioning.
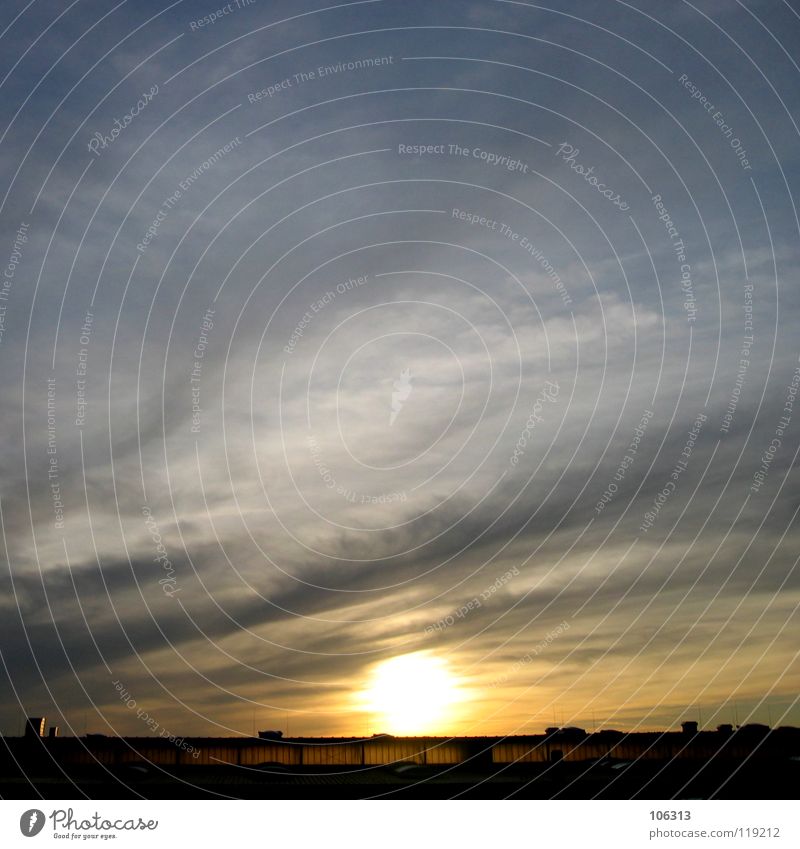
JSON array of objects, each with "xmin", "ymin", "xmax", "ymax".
[
  {"xmin": 3, "ymin": 727, "xmax": 799, "ymax": 799},
  {"xmin": 2, "ymin": 748, "xmax": 799, "ymax": 799},
  {"xmin": 2, "ymin": 759, "xmax": 799, "ymax": 800}
]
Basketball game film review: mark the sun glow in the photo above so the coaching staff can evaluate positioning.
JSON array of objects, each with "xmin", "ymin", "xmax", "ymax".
[{"xmin": 361, "ymin": 652, "xmax": 463, "ymax": 735}]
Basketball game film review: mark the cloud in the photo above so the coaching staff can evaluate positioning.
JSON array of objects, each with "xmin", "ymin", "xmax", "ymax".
[{"xmin": 0, "ymin": 0, "xmax": 798, "ymax": 738}]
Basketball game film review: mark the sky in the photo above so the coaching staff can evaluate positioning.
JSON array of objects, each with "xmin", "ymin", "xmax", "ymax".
[{"xmin": 0, "ymin": 0, "xmax": 798, "ymax": 739}]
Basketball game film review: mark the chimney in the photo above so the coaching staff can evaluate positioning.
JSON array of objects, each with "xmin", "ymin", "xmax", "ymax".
[{"xmin": 24, "ymin": 717, "xmax": 46, "ymax": 739}]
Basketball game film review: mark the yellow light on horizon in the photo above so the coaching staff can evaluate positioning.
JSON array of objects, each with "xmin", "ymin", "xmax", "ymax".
[{"xmin": 360, "ymin": 652, "xmax": 463, "ymax": 735}]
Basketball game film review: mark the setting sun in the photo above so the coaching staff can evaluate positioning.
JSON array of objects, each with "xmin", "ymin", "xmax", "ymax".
[{"xmin": 360, "ymin": 652, "xmax": 463, "ymax": 735}]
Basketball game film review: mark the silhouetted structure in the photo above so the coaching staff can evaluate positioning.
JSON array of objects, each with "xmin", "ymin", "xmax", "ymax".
[
  {"xmin": 4, "ymin": 723, "xmax": 797, "ymax": 767},
  {"xmin": 258, "ymin": 730, "xmax": 283, "ymax": 740},
  {"xmin": 24, "ymin": 717, "xmax": 45, "ymax": 739},
  {"xmin": 2, "ymin": 724, "xmax": 798, "ymax": 800},
  {"xmin": 738, "ymin": 723, "xmax": 770, "ymax": 736}
]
